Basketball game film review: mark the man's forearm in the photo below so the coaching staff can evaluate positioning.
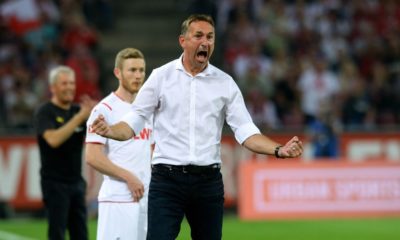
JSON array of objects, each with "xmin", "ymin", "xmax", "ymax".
[
  {"xmin": 85, "ymin": 144, "xmax": 133, "ymax": 181},
  {"xmin": 44, "ymin": 113, "xmax": 86, "ymax": 148},
  {"xmin": 243, "ymin": 134, "xmax": 281, "ymax": 155},
  {"xmin": 107, "ymin": 121, "xmax": 135, "ymax": 141},
  {"xmin": 243, "ymin": 134, "xmax": 303, "ymax": 159}
]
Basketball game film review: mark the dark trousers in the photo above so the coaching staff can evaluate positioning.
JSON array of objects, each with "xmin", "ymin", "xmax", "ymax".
[
  {"xmin": 41, "ymin": 179, "xmax": 88, "ymax": 240},
  {"xmin": 147, "ymin": 164, "xmax": 224, "ymax": 240}
]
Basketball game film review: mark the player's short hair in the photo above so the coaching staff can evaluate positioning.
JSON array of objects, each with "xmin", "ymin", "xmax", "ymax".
[
  {"xmin": 181, "ymin": 14, "xmax": 215, "ymax": 36},
  {"xmin": 115, "ymin": 48, "xmax": 145, "ymax": 69},
  {"xmin": 48, "ymin": 66, "xmax": 75, "ymax": 85}
]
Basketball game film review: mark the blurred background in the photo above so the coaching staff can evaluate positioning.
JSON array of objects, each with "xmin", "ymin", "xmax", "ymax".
[
  {"xmin": 1, "ymin": 0, "xmax": 400, "ymax": 135},
  {"xmin": 0, "ymin": 0, "xmax": 399, "ymax": 238}
]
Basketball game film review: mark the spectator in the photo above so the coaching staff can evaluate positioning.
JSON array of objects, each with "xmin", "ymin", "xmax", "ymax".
[
  {"xmin": 65, "ymin": 43, "xmax": 101, "ymax": 101},
  {"xmin": 297, "ymin": 54, "xmax": 340, "ymax": 125},
  {"xmin": 61, "ymin": 13, "xmax": 98, "ymax": 53},
  {"xmin": 5, "ymin": 71, "xmax": 39, "ymax": 129},
  {"xmin": 308, "ymin": 100, "xmax": 341, "ymax": 159},
  {"xmin": 233, "ymin": 42, "xmax": 271, "ymax": 80},
  {"xmin": 245, "ymin": 89, "xmax": 280, "ymax": 130}
]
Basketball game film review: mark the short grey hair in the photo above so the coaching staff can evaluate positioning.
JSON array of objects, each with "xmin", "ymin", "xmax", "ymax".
[
  {"xmin": 48, "ymin": 66, "xmax": 75, "ymax": 85},
  {"xmin": 181, "ymin": 14, "xmax": 215, "ymax": 36}
]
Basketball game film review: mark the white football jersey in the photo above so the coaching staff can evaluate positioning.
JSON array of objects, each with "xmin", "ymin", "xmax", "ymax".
[{"xmin": 86, "ymin": 92, "xmax": 153, "ymax": 202}]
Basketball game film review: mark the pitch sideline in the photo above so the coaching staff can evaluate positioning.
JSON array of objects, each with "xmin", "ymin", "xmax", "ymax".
[{"xmin": 0, "ymin": 230, "xmax": 37, "ymax": 240}]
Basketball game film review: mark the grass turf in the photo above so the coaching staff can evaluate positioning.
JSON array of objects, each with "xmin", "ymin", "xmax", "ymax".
[{"xmin": 0, "ymin": 215, "xmax": 399, "ymax": 240}]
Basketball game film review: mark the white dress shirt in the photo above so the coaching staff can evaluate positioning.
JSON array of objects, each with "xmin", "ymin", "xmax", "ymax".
[{"xmin": 122, "ymin": 56, "xmax": 260, "ymax": 166}]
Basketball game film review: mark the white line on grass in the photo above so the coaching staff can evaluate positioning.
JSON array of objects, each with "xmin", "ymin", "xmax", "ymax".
[{"xmin": 0, "ymin": 230, "xmax": 37, "ymax": 240}]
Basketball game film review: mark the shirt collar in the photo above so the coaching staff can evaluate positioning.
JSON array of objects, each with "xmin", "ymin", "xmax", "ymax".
[{"xmin": 175, "ymin": 54, "xmax": 213, "ymax": 77}]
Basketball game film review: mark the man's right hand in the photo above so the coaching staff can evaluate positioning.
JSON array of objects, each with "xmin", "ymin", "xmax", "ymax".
[
  {"xmin": 77, "ymin": 95, "xmax": 96, "ymax": 120},
  {"xmin": 80, "ymin": 95, "xmax": 97, "ymax": 116},
  {"xmin": 126, "ymin": 174, "xmax": 144, "ymax": 202}
]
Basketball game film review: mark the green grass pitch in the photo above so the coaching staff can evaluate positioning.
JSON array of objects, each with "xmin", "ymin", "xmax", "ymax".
[{"xmin": 0, "ymin": 215, "xmax": 399, "ymax": 240}]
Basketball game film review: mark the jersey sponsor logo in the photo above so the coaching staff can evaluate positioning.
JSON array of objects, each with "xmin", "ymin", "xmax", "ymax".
[
  {"xmin": 133, "ymin": 128, "xmax": 152, "ymax": 140},
  {"xmin": 56, "ymin": 116, "xmax": 64, "ymax": 123}
]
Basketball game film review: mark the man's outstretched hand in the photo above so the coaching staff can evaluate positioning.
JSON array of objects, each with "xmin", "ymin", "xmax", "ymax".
[
  {"xmin": 91, "ymin": 114, "xmax": 112, "ymax": 137},
  {"xmin": 278, "ymin": 136, "xmax": 303, "ymax": 158}
]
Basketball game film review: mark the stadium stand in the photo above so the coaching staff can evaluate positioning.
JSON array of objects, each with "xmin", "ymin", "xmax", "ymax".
[{"xmin": 0, "ymin": 0, "xmax": 399, "ymax": 135}]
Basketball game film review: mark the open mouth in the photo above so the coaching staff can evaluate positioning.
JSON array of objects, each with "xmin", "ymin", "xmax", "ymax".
[{"xmin": 196, "ymin": 50, "xmax": 208, "ymax": 61}]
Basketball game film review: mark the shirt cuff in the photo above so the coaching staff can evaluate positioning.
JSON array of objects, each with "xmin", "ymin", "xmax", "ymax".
[
  {"xmin": 234, "ymin": 122, "xmax": 261, "ymax": 144},
  {"xmin": 85, "ymin": 132, "xmax": 107, "ymax": 144},
  {"xmin": 121, "ymin": 112, "xmax": 145, "ymax": 136}
]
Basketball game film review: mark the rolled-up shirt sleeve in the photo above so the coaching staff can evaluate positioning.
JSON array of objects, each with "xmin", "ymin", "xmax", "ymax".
[
  {"xmin": 121, "ymin": 111, "xmax": 146, "ymax": 135},
  {"xmin": 235, "ymin": 122, "xmax": 260, "ymax": 144},
  {"xmin": 121, "ymin": 69, "xmax": 160, "ymax": 135},
  {"xmin": 225, "ymin": 79, "xmax": 261, "ymax": 144}
]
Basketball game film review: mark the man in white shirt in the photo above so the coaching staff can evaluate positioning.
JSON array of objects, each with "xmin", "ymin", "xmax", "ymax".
[
  {"xmin": 85, "ymin": 48, "xmax": 153, "ymax": 240},
  {"xmin": 91, "ymin": 15, "xmax": 303, "ymax": 240}
]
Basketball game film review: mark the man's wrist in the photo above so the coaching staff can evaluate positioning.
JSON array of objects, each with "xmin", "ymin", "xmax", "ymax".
[
  {"xmin": 274, "ymin": 145, "xmax": 284, "ymax": 158},
  {"xmin": 74, "ymin": 112, "xmax": 86, "ymax": 123}
]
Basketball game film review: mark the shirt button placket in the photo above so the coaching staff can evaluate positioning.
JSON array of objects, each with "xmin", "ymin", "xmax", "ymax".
[{"xmin": 189, "ymin": 77, "xmax": 196, "ymax": 163}]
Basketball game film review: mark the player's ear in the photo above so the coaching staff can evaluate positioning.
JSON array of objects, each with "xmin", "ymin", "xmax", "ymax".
[
  {"xmin": 179, "ymin": 35, "xmax": 185, "ymax": 48},
  {"xmin": 113, "ymin": 67, "xmax": 120, "ymax": 79}
]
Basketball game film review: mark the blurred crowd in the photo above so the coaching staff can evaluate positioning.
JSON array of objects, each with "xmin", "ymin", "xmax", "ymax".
[
  {"xmin": 1, "ymin": 0, "xmax": 399, "ymax": 135},
  {"xmin": 0, "ymin": 0, "xmax": 112, "ymax": 134},
  {"xmin": 190, "ymin": 0, "xmax": 400, "ymax": 133}
]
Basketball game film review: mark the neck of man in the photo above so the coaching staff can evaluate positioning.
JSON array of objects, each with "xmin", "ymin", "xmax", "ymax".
[
  {"xmin": 115, "ymin": 86, "xmax": 136, "ymax": 104},
  {"xmin": 182, "ymin": 56, "xmax": 207, "ymax": 76},
  {"xmin": 51, "ymin": 97, "xmax": 71, "ymax": 110}
]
